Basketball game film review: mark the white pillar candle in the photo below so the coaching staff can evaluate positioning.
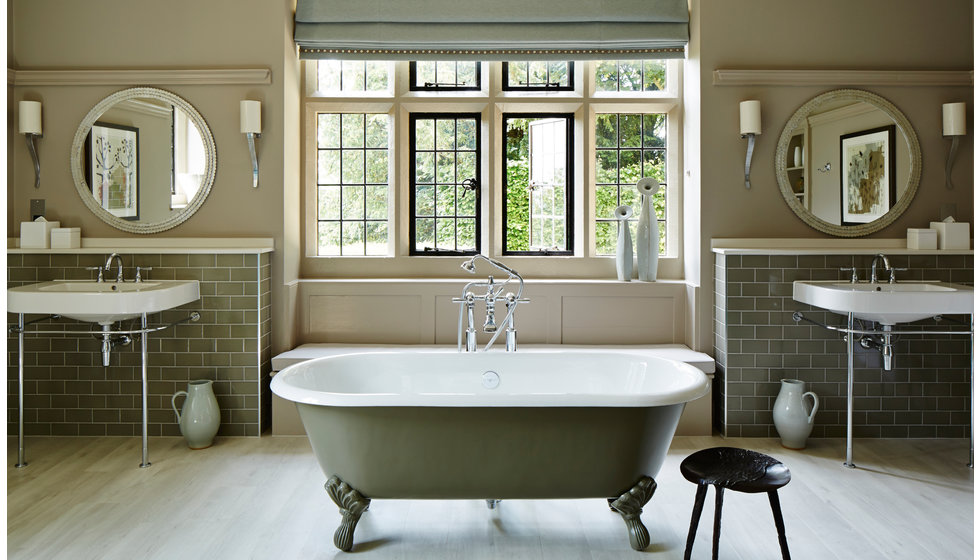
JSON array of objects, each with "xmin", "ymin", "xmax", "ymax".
[
  {"xmin": 18, "ymin": 100, "xmax": 42, "ymax": 135},
  {"xmin": 240, "ymin": 100, "xmax": 262, "ymax": 134},
  {"xmin": 942, "ymin": 102, "xmax": 966, "ymax": 136},
  {"xmin": 739, "ymin": 100, "xmax": 761, "ymax": 135}
]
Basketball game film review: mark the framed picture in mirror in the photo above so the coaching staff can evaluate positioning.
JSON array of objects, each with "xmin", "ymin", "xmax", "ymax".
[
  {"xmin": 840, "ymin": 124, "xmax": 895, "ymax": 225},
  {"xmin": 87, "ymin": 121, "xmax": 140, "ymax": 220}
]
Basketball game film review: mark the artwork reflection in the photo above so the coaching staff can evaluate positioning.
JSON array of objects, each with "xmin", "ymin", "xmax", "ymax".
[
  {"xmin": 89, "ymin": 121, "xmax": 139, "ymax": 220},
  {"xmin": 840, "ymin": 125, "xmax": 895, "ymax": 225}
]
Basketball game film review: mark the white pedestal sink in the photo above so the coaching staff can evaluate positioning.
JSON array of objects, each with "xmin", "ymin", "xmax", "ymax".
[
  {"xmin": 793, "ymin": 280, "xmax": 973, "ymax": 325},
  {"xmin": 7, "ymin": 279, "xmax": 200, "ymax": 469},
  {"xmin": 8, "ymin": 279, "xmax": 200, "ymax": 325}
]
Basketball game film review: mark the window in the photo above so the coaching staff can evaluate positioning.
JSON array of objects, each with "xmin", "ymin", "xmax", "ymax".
[
  {"xmin": 594, "ymin": 113, "xmax": 667, "ymax": 256},
  {"xmin": 502, "ymin": 114, "xmax": 573, "ymax": 254},
  {"xmin": 409, "ymin": 61, "xmax": 481, "ymax": 91},
  {"xmin": 409, "ymin": 113, "xmax": 481, "ymax": 254},
  {"xmin": 502, "ymin": 61, "xmax": 573, "ymax": 91},
  {"xmin": 315, "ymin": 113, "xmax": 390, "ymax": 256},
  {"xmin": 316, "ymin": 60, "xmax": 390, "ymax": 94},
  {"xmin": 595, "ymin": 60, "xmax": 666, "ymax": 92},
  {"xmin": 305, "ymin": 60, "xmax": 681, "ymax": 277}
]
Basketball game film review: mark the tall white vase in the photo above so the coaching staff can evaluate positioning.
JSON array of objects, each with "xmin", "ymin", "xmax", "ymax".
[
  {"xmin": 172, "ymin": 379, "xmax": 220, "ymax": 449},
  {"xmin": 614, "ymin": 205, "xmax": 634, "ymax": 281},
  {"xmin": 772, "ymin": 379, "xmax": 819, "ymax": 449},
  {"xmin": 635, "ymin": 194, "xmax": 659, "ymax": 282}
]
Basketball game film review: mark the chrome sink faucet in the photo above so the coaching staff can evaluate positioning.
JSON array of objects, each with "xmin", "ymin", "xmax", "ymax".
[
  {"xmin": 869, "ymin": 253, "xmax": 891, "ymax": 284},
  {"xmin": 105, "ymin": 253, "xmax": 125, "ymax": 283}
]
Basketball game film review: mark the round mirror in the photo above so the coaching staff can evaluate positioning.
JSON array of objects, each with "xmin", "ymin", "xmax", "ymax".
[
  {"xmin": 775, "ymin": 89, "xmax": 920, "ymax": 237},
  {"xmin": 70, "ymin": 87, "xmax": 216, "ymax": 234}
]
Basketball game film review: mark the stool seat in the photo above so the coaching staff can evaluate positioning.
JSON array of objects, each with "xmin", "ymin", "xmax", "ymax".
[
  {"xmin": 680, "ymin": 446, "xmax": 791, "ymax": 493},
  {"xmin": 680, "ymin": 447, "xmax": 791, "ymax": 560}
]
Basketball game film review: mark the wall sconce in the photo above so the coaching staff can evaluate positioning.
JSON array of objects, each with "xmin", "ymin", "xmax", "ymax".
[
  {"xmin": 241, "ymin": 100, "xmax": 262, "ymax": 188},
  {"xmin": 942, "ymin": 102, "xmax": 966, "ymax": 189},
  {"xmin": 19, "ymin": 101, "xmax": 42, "ymax": 189},
  {"xmin": 739, "ymin": 100, "xmax": 761, "ymax": 189}
]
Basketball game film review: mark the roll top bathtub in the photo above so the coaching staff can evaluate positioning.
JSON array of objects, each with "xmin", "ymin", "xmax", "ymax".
[{"xmin": 272, "ymin": 348, "xmax": 710, "ymax": 552}]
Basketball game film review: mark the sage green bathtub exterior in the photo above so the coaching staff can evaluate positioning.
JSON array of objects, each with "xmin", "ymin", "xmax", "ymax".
[{"xmin": 296, "ymin": 402, "xmax": 684, "ymax": 499}]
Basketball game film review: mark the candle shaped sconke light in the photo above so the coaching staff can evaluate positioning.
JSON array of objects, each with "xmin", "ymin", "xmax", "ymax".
[
  {"xmin": 241, "ymin": 100, "xmax": 262, "ymax": 188},
  {"xmin": 942, "ymin": 102, "xmax": 966, "ymax": 190},
  {"xmin": 739, "ymin": 100, "xmax": 761, "ymax": 189},
  {"xmin": 19, "ymin": 101, "xmax": 43, "ymax": 189}
]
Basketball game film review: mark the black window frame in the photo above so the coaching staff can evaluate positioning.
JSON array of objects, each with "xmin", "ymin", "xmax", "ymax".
[
  {"xmin": 501, "ymin": 112, "xmax": 574, "ymax": 256},
  {"xmin": 501, "ymin": 61, "xmax": 575, "ymax": 92},
  {"xmin": 409, "ymin": 61, "xmax": 482, "ymax": 92},
  {"xmin": 408, "ymin": 112, "xmax": 482, "ymax": 256}
]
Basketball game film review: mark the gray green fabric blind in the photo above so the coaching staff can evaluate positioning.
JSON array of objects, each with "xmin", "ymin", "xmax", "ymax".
[{"xmin": 295, "ymin": 0, "xmax": 688, "ymax": 60}]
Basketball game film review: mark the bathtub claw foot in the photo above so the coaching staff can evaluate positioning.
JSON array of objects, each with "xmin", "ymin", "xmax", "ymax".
[
  {"xmin": 325, "ymin": 475, "xmax": 371, "ymax": 552},
  {"xmin": 610, "ymin": 476, "xmax": 657, "ymax": 551}
]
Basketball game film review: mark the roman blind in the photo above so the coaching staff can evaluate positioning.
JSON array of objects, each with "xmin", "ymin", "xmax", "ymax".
[{"xmin": 294, "ymin": 0, "xmax": 688, "ymax": 60}]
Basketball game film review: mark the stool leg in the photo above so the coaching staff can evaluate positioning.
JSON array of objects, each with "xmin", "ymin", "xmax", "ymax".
[
  {"xmin": 712, "ymin": 486, "xmax": 724, "ymax": 560},
  {"xmin": 768, "ymin": 490, "xmax": 791, "ymax": 560},
  {"xmin": 683, "ymin": 482, "xmax": 709, "ymax": 560}
]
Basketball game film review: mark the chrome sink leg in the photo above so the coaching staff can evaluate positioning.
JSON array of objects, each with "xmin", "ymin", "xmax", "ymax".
[
  {"xmin": 969, "ymin": 313, "xmax": 974, "ymax": 468},
  {"xmin": 844, "ymin": 312, "xmax": 855, "ymax": 469},
  {"xmin": 139, "ymin": 312, "xmax": 151, "ymax": 468},
  {"xmin": 16, "ymin": 313, "xmax": 27, "ymax": 468}
]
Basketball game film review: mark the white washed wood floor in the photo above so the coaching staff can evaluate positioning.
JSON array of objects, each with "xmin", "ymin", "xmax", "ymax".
[{"xmin": 6, "ymin": 435, "xmax": 973, "ymax": 560}]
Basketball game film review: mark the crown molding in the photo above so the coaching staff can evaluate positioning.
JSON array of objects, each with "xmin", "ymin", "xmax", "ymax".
[
  {"xmin": 713, "ymin": 69, "xmax": 973, "ymax": 87},
  {"xmin": 9, "ymin": 68, "xmax": 272, "ymax": 86}
]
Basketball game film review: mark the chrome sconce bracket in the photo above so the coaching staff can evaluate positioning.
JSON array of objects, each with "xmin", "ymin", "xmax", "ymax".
[
  {"xmin": 740, "ymin": 132, "xmax": 755, "ymax": 189},
  {"xmin": 25, "ymin": 133, "xmax": 42, "ymax": 189},
  {"xmin": 246, "ymin": 131, "xmax": 261, "ymax": 188}
]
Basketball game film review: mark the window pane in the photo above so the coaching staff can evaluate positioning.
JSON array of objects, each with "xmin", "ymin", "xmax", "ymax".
[
  {"xmin": 365, "ymin": 221, "xmax": 387, "ymax": 255},
  {"xmin": 457, "ymin": 62, "xmax": 477, "ymax": 86},
  {"xmin": 317, "ymin": 60, "xmax": 342, "ymax": 92},
  {"xmin": 317, "ymin": 114, "xmax": 340, "ymax": 149},
  {"xmin": 416, "ymin": 185, "xmax": 435, "ymax": 216},
  {"xmin": 508, "ymin": 61, "xmax": 527, "ymax": 86},
  {"xmin": 436, "ymin": 152, "xmax": 455, "ymax": 184},
  {"xmin": 436, "ymin": 119, "xmax": 456, "ymax": 150},
  {"xmin": 341, "ymin": 185, "xmax": 364, "ymax": 220},
  {"xmin": 341, "ymin": 114, "xmax": 364, "ymax": 148},
  {"xmin": 318, "ymin": 185, "xmax": 341, "ymax": 220},
  {"xmin": 342, "ymin": 221, "xmax": 364, "ymax": 254},
  {"xmin": 619, "ymin": 61, "xmax": 642, "ymax": 91},
  {"xmin": 365, "ymin": 185, "xmax": 387, "ymax": 220},
  {"xmin": 643, "ymin": 60, "xmax": 666, "ymax": 91},
  {"xmin": 365, "ymin": 61, "xmax": 389, "ymax": 91},
  {"xmin": 317, "ymin": 150, "xmax": 340, "ymax": 184},
  {"xmin": 595, "ymin": 60, "xmax": 618, "ymax": 91},
  {"xmin": 365, "ymin": 150, "xmax": 388, "ymax": 184},
  {"xmin": 341, "ymin": 60, "xmax": 365, "ymax": 92},
  {"xmin": 436, "ymin": 217, "xmax": 456, "ymax": 248},
  {"xmin": 594, "ymin": 221, "xmax": 616, "ymax": 256},
  {"xmin": 415, "ymin": 152, "xmax": 434, "ymax": 183},
  {"xmin": 365, "ymin": 114, "xmax": 388, "ymax": 149},
  {"xmin": 341, "ymin": 150, "xmax": 364, "ymax": 184},
  {"xmin": 318, "ymin": 222, "xmax": 341, "ymax": 256}
]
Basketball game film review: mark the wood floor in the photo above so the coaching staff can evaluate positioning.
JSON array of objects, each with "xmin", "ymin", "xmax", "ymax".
[{"xmin": 6, "ymin": 435, "xmax": 973, "ymax": 559}]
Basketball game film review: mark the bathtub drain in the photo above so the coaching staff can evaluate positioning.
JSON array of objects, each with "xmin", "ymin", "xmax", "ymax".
[{"xmin": 482, "ymin": 370, "xmax": 500, "ymax": 389}]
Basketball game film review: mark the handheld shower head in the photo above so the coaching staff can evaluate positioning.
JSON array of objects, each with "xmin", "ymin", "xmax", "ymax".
[{"xmin": 460, "ymin": 258, "xmax": 477, "ymax": 273}]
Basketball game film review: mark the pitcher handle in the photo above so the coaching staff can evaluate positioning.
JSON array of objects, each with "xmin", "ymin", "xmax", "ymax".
[
  {"xmin": 803, "ymin": 391, "xmax": 819, "ymax": 424},
  {"xmin": 172, "ymin": 391, "xmax": 188, "ymax": 423}
]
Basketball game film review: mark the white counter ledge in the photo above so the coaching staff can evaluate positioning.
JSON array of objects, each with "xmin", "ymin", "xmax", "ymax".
[
  {"xmin": 711, "ymin": 238, "xmax": 973, "ymax": 256},
  {"xmin": 7, "ymin": 237, "xmax": 274, "ymax": 254}
]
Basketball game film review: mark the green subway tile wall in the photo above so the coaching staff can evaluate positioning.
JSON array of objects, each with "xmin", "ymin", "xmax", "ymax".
[
  {"xmin": 7, "ymin": 252, "xmax": 272, "ymax": 437},
  {"xmin": 714, "ymin": 253, "xmax": 972, "ymax": 438}
]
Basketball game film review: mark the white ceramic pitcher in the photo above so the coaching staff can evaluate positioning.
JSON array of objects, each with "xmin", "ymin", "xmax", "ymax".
[
  {"xmin": 772, "ymin": 379, "xmax": 819, "ymax": 449},
  {"xmin": 172, "ymin": 379, "xmax": 220, "ymax": 449}
]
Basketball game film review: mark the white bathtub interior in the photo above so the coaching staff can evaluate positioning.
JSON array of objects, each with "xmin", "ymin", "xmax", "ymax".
[{"xmin": 270, "ymin": 344, "xmax": 716, "ymax": 435}]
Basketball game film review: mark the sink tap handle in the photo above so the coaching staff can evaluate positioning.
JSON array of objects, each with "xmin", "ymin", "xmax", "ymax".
[
  {"xmin": 839, "ymin": 267, "xmax": 858, "ymax": 283},
  {"xmin": 888, "ymin": 268, "xmax": 907, "ymax": 284},
  {"xmin": 135, "ymin": 266, "xmax": 153, "ymax": 283},
  {"xmin": 85, "ymin": 266, "xmax": 105, "ymax": 283}
]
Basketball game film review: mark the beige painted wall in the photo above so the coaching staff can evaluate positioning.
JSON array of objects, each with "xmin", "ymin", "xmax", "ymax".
[
  {"xmin": 8, "ymin": 0, "xmax": 973, "ymax": 356},
  {"xmin": 692, "ymin": 0, "xmax": 973, "ymax": 350},
  {"xmin": 8, "ymin": 0, "xmax": 301, "ymax": 354}
]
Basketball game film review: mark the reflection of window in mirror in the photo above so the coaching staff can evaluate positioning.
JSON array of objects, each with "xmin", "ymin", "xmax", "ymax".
[{"xmin": 173, "ymin": 111, "xmax": 205, "ymax": 209}]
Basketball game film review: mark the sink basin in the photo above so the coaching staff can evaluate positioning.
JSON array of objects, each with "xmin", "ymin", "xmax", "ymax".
[
  {"xmin": 8, "ymin": 280, "xmax": 200, "ymax": 325},
  {"xmin": 793, "ymin": 280, "xmax": 973, "ymax": 325}
]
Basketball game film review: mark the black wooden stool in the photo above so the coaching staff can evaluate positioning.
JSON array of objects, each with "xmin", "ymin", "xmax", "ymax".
[{"xmin": 680, "ymin": 447, "xmax": 791, "ymax": 560}]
